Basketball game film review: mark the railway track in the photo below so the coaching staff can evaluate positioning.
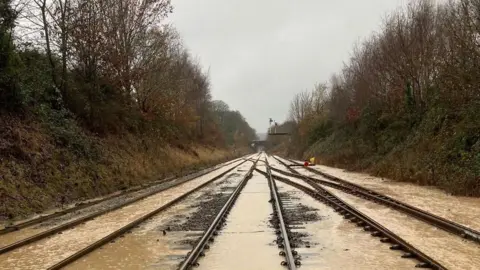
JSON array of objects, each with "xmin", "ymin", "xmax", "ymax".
[
  {"xmin": 178, "ymin": 157, "xmax": 259, "ymax": 269},
  {"xmin": 48, "ymin": 159, "xmax": 258, "ymax": 270},
  {"xmin": 2, "ymin": 152, "xmax": 470, "ymax": 269},
  {"xmin": 179, "ymin": 155, "xmax": 303, "ymax": 269},
  {"xmin": 258, "ymin": 158, "xmax": 447, "ymax": 269},
  {"xmin": 264, "ymin": 157, "xmax": 298, "ymax": 269},
  {"xmin": 0, "ymin": 155, "xmax": 245, "ymax": 236},
  {"xmin": 0, "ymin": 157, "xmax": 250, "ymax": 256},
  {"xmin": 0, "ymin": 155, "xmax": 258, "ymax": 269},
  {"xmin": 270, "ymin": 155, "xmax": 480, "ymax": 244}
]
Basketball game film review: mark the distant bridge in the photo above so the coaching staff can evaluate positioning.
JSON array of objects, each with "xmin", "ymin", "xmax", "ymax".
[
  {"xmin": 267, "ymin": 132, "xmax": 289, "ymax": 136},
  {"xmin": 251, "ymin": 139, "xmax": 267, "ymax": 147},
  {"xmin": 251, "ymin": 131, "xmax": 290, "ymax": 150}
]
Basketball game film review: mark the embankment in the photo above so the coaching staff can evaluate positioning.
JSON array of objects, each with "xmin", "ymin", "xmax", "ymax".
[{"xmin": 0, "ymin": 115, "xmax": 249, "ymax": 220}]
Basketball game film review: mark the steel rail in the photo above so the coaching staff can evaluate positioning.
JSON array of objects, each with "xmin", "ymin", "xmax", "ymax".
[
  {"xmin": 178, "ymin": 157, "xmax": 259, "ymax": 270},
  {"xmin": 274, "ymin": 155, "xmax": 480, "ymax": 244},
  {"xmin": 46, "ymin": 158, "xmax": 255, "ymax": 270},
  {"xmin": 0, "ymin": 158, "xmax": 250, "ymax": 255},
  {"xmin": 0, "ymin": 155, "xmax": 248, "ymax": 236},
  {"xmin": 264, "ymin": 157, "xmax": 297, "ymax": 269},
  {"xmin": 257, "ymin": 164, "xmax": 446, "ymax": 270}
]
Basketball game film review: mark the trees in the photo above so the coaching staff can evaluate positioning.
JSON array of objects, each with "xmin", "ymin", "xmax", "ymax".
[
  {"xmin": 280, "ymin": 0, "xmax": 480, "ymax": 195},
  {"xmin": 211, "ymin": 100, "xmax": 256, "ymax": 147},
  {"xmin": 11, "ymin": 0, "xmax": 220, "ymax": 137},
  {"xmin": 1, "ymin": 0, "xmax": 255, "ymax": 150},
  {"xmin": 0, "ymin": 0, "xmax": 20, "ymax": 110}
]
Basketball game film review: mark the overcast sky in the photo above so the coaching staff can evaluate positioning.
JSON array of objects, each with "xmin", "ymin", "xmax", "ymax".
[{"xmin": 169, "ymin": 0, "xmax": 409, "ymax": 133}]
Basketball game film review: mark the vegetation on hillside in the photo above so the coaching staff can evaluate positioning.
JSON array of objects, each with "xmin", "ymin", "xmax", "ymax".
[
  {"xmin": 0, "ymin": 0, "xmax": 255, "ymax": 219},
  {"xmin": 268, "ymin": 0, "xmax": 480, "ymax": 196},
  {"xmin": 211, "ymin": 100, "xmax": 257, "ymax": 148}
]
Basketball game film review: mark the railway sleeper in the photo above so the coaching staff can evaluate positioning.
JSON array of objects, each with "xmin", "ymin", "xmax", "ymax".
[
  {"xmin": 416, "ymin": 262, "xmax": 433, "ymax": 268},
  {"xmin": 402, "ymin": 252, "xmax": 416, "ymax": 258},
  {"xmin": 178, "ymin": 159, "xmax": 260, "ymax": 270},
  {"xmin": 266, "ymin": 164, "xmax": 445, "ymax": 270},
  {"xmin": 390, "ymin": 244, "xmax": 404, "ymax": 250},
  {"xmin": 280, "ymin": 156, "xmax": 480, "ymax": 246}
]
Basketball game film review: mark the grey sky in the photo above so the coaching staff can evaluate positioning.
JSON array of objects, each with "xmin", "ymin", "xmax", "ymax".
[{"xmin": 170, "ymin": 0, "xmax": 408, "ymax": 133}]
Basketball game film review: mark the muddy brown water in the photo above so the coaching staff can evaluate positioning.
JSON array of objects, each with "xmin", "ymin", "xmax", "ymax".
[
  {"xmin": 257, "ymin": 165, "xmax": 418, "ymax": 269},
  {"xmin": 0, "ymin": 186, "xmax": 167, "ymax": 248},
  {"xmin": 265, "ymin": 158, "xmax": 480, "ymax": 270},
  {"xmin": 0, "ymin": 156, "xmax": 253, "ymax": 248},
  {"xmin": 196, "ymin": 171, "xmax": 283, "ymax": 270},
  {"xmin": 0, "ymin": 160, "xmax": 247, "ymax": 270},
  {"xmin": 279, "ymin": 156, "xmax": 480, "ymax": 231},
  {"xmin": 0, "ymin": 195, "xmax": 118, "ymax": 230},
  {"xmin": 321, "ymin": 185, "xmax": 480, "ymax": 270},
  {"xmin": 0, "ymin": 155, "xmax": 249, "ymax": 231},
  {"xmin": 64, "ymin": 162, "xmax": 253, "ymax": 270}
]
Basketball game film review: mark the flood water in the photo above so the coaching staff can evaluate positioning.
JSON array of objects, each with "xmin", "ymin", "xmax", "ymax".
[
  {"xmin": 4, "ymin": 153, "xmax": 474, "ymax": 269},
  {"xmin": 0, "ymin": 160, "xmax": 246, "ymax": 270},
  {"xmin": 282, "ymin": 156, "xmax": 480, "ymax": 231},
  {"xmin": 321, "ymin": 185, "xmax": 480, "ymax": 270},
  {"xmin": 0, "ymin": 157, "xmax": 250, "ymax": 249},
  {"xmin": 258, "ymin": 164, "xmax": 417, "ymax": 269},
  {"xmin": 196, "ymin": 171, "xmax": 283, "ymax": 270},
  {"xmin": 269, "ymin": 157, "xmax": 480, "ymax": 269},
  {"xmin": 0, "ymin": 187, "xmax": 160, "ymax": 248},
  {"xmin": 0, "ymin": 155, "xmax": 248, "ymax": 241},
  {"xmin": 64, "ymin": 162, "xmax": 253, "ymax": 270}
]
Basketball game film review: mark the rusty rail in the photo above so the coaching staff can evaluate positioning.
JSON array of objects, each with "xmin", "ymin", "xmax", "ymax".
[
  {"xmin": 258, "ymin": 161, "xmax": 446, "ymax": 269},
  {"xmin": 0, "ymin": 158, "xmax": 251, "ymax": 255},
  {"xmin": 0, "ymin": 155, "xmax": 247, "ymax": 235},
  {"xmin": 273, "ymin": 155, "xmax": 480, "ymax": 244},
  {"xmin": 264, "ymin": 157, "xmax": 298, "ymax": 269},
  {"xmin": 46, "ymin": 158, "xmax": 257, "ymax": 270},
  {"xmin": 178, "ymin": 157, "xmax": 259, "ymax": 269}
]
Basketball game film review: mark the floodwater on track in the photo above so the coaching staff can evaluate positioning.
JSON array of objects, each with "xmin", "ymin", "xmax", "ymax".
[
  {"xmin": 196, "ymin": 171, "xmax": 283, "ymax": 270},
  {"xmin": 64, "ymin": 162, "xmax": 253, "ymax": 270},
  {"xmin": 321, "ymin": 185, "xmax": 480, "ymax": 270},
  {"xmin": 268, "ymin": 157, "xmax": 480, "ymax": 269},
  {"xmin": 0, "ymin": 157, "xmax": 250, "ymax": 248},
  {"xmin": 281, "ymin": 156, "xmax": 480, "ymax": 231},
  {"xmin": 0, "ymin": 160, "xmax": 247, "ymax": 270},
  {"xmin": 0, "ymin": 193, "xmax": 117, "ymax": 230},
  {"xmin": 0, "ymin": 185, "xmax": 169, "ymax": 248},
  {"xmin": 257, "ymin": 166, "xmax": 417, "ymax": 269}
]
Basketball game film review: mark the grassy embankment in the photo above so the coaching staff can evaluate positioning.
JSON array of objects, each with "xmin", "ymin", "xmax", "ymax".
[{"xmin": 1, "ymin": 115, "xmax": 250, "ymax": 220}]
